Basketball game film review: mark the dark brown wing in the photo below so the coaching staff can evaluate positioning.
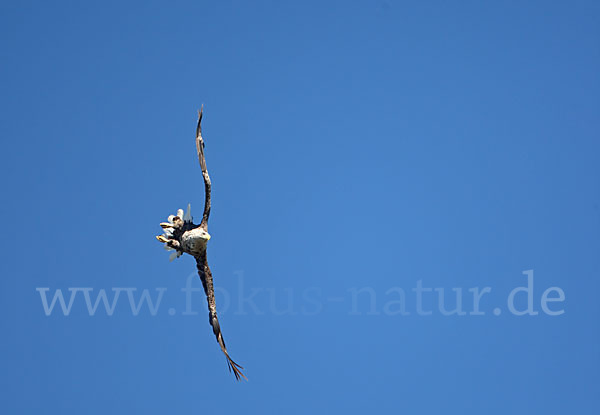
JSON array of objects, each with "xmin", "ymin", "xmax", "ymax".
[
  {"xmin": 195, "ymin": 106, "xmax": 211, "ymax": 231},
  {"xmin": 195, "ymin": 251, "xmax": 247, "ymax": 381}
]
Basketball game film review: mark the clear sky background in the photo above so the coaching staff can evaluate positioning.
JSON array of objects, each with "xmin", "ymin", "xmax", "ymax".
[{"xmin": 1, "ymin": 0, "xmax": 598, "ymax": 413}]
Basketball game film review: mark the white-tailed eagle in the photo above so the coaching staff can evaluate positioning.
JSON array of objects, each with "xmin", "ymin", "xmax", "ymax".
[{"xmin": 156, "ymin": 107, "xmax": 246, "ymax": 381}]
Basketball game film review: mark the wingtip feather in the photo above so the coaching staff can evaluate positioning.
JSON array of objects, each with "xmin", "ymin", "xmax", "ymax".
[
  {"xmin": 226, "ymin": 355, "xmax": 247, "ymax": 381},
  {"xmin": 217, "ymin": 333, "xmax": 247, "ymax": 381}
]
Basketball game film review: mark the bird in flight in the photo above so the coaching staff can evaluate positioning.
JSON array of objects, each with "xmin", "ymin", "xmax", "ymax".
[{"xmin": 156, "ymin": 107, "xmax": 246, "ymax": 381}]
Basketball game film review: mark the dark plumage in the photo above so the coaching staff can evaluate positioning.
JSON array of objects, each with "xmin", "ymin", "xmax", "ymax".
[{"xmin": 196, "ymin": 250, "xmax": 246, "ymax": 381}]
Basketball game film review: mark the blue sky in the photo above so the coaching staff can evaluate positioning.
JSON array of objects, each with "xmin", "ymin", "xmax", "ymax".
[{"xmin": 1, "ymin": 0, "xmax": 598, "ymax": 413}]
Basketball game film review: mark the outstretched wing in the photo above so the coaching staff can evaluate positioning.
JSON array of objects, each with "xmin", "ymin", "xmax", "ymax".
[
  {"xmin": 195, "ymin": 106, "xmax": 211, "ymax": 231},
  {"xmin": 195, "ymin": 251, "xmax": 247, "ymax": 381}
]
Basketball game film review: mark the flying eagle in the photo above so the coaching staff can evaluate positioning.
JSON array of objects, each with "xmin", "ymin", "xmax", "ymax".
[{"xmin": 156, "ymin": 107, "xmax": 246, "ymax": 381}]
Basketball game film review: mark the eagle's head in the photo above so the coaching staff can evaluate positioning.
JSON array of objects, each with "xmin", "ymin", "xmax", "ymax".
[
  {"xmin": 156, "ymin": 204, "xmax": 209, "ymax": 260},
  {"xmin": 181, "ymin": 226, "xmax": 211, "ymax": 255}
]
